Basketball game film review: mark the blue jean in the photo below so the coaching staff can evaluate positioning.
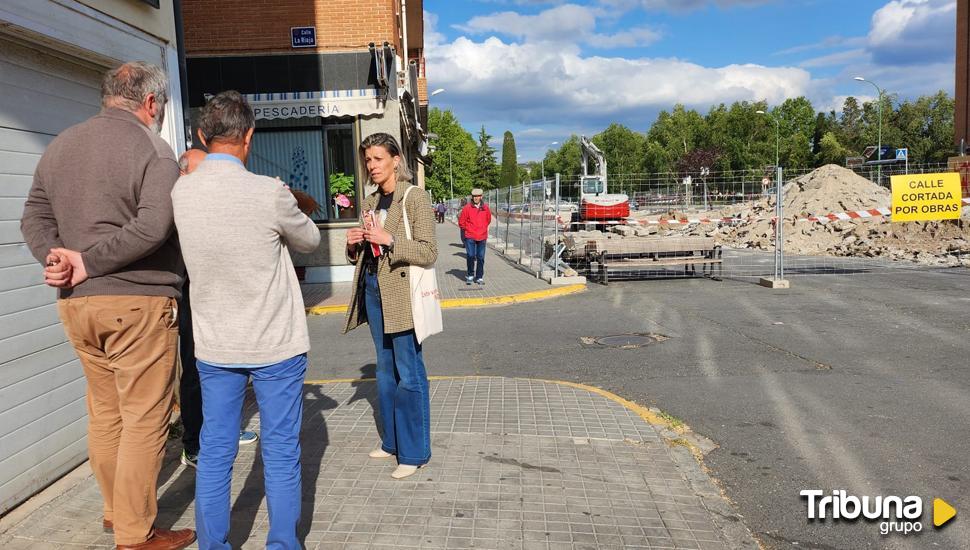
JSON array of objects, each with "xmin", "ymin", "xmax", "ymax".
[
  {"xmin": 465, "ymin": 239, "xmax": 486, "ymax": 280},
  {"xmin": 364, "ymin": 271, "xmax": 431, "ymax": 466},
  {"xmin": 195, "ymin": 355, "xmax": 307, "ymax": 550}
]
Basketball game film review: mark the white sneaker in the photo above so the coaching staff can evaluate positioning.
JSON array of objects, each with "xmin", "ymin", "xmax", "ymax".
[
  {"xmin": 369, "ymin": 448, "xmax": 393, "ymax": 459},
  {"xmin": 391, "ymin": 464, "xmax": 421, "ymax": 479}
]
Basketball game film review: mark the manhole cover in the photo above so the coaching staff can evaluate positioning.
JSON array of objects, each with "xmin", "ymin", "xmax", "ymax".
[{"xmin": 586, "ymin": 333, "xmax": 669, "ymax": 349}]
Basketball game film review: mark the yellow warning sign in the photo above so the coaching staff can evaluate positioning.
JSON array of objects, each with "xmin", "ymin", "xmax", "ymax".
[
  {"xmin": 890, "ymin": 172, "xmax": 962, "ymax": 222},
  {"xmin": 934, "ymin": 498, "xmax": 956, "ymax": 527}
]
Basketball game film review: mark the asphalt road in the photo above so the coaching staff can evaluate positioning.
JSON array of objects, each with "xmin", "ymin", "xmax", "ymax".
[{"xmin": 307, "ymin": 266, "xmax": 970, "ymax": 549}]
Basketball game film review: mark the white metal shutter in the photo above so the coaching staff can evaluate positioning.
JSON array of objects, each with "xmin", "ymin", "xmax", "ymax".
[{"xmin": 0, "ymin": 35, "xmax": 102, "ymax": 514}]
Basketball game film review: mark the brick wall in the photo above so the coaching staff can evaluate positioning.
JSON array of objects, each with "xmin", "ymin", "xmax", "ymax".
[{"xmin": 183, "ymin": 0, "xmax": 401, "ymax": 55}]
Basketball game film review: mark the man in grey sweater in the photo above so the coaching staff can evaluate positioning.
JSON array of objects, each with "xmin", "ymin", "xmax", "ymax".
[
  {"xmin": 20, "ymin": 62, "xmax": 195, "ymax": 550},
  {"xmin": 172, "ymin": 91, "xmax": 319, "ymax": 550}
]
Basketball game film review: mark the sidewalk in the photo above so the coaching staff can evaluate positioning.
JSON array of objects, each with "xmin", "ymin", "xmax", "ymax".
[
  {"xmin": 302, "ymin": 222, "xmax": 581, "ymax": 314},
  {"xmin": 0, "ymin": 376, "xmax": 755, "ymax": 549}
]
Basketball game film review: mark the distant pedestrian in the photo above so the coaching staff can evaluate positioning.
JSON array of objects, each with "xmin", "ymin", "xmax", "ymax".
[
  {"xmin": 435, "ymin": 202, "xmax": 447, "ymax": 223},
  {"xmin": 458, "ymin": 188, "xmax": 492, "ymax": 285},
  {"xmin": 343, "ymin": 132, "xmax": 437, "ymax": 479},
  {"xmin": 20, "ymin": 61, "xmax": 196, "ymax": 550},
  {"xmin": 458, "ymin": 198, "xmax": 468, "ymax": 245},
  {"xmin": 172, "ymin": 91, "xmax": 321, "ymax": 550},
  {"xmin": 174, "ymin": 148, "xmax": 259, "ymax": 471}
]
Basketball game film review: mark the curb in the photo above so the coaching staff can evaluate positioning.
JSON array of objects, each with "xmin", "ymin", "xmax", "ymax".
[{"xmin": 305, "ymin": 283, "xmax": 585, "ymax": 316}]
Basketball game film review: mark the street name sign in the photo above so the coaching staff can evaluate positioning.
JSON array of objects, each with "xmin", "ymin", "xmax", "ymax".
[
  {"xmin": 890, "ymin": 172, "xmax": 962, "ymax": 222},
  {"xmin": 291, "ymin": 27, "xmax": 316, "ymax": 48}
]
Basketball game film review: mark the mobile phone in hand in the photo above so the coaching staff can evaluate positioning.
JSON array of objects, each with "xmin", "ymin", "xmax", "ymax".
[{"xmin": 363, "ymin": 210, "xmax": 382, "ymax": 257}]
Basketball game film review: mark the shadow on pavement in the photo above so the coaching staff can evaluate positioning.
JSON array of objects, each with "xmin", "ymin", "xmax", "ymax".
[{"xmin": 347, "ymin": 364, "xmax": 379, "ymax": 434}]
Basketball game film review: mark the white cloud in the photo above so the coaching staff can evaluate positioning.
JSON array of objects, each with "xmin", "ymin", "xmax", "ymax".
[
  {"xmin": 815, "ymin": 94, "xmax": 877, "ymax": 114},
  {"xmin": 456, "ymin": 4, "xmax": 661, "ymax": 49},
  {"xmin": 426, "ymin": 33, "xmax": 811, "ymax": 126},
  {"xmin": 867, "ymin": 0, "xmax": 956, "ymax": 66},
  {"xmin": 799, "ymin": 49, "xmax": 868, "ymax": 69},
  {"xmin": 600, "ymin": 0, "xmax": 773, "ymax": 13},
  {"xmin": 774, "ymin": 36, "xmax": 867, "ymax": 57}
]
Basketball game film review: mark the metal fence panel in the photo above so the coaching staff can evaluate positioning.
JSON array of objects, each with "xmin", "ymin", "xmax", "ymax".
[{"xmin": 481, "ymin": 163, "xmax": 969, "ymax": 284}]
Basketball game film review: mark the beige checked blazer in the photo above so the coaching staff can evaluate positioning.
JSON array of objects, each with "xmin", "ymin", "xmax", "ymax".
[{"xmin": 343, "ymin": 182, "xmax": 438, "ymax": 335}]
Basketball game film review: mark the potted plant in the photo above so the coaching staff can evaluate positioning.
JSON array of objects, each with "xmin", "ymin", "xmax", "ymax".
[{"xmin": 329, "ymin": 172, "xmax": 356, "ymax": 219}]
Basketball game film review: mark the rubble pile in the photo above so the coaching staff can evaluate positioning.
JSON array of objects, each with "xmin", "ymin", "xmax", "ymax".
[{"xmin": 636, "ymin": 164, "xmax": 970, "ymax": 266}]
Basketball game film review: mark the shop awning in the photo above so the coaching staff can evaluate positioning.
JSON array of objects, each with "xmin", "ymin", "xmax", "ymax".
[{"xmin": 243, "ymin": 88, "xmax": 383, "ymax": 120}]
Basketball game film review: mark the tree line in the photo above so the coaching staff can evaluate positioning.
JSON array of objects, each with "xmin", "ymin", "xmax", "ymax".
[{"xmin": 425, "ymin": 91, "xmax": 955, "ymax": 199}]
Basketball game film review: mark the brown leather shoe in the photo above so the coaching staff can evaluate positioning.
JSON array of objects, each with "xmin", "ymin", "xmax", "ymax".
[
  {"xmin": 116, "ymin": 527, "xmax": 196, "ymax": 550},
  {"xmin": 103, "ymin": 519, "xmax": 113, "ymax": 532}
]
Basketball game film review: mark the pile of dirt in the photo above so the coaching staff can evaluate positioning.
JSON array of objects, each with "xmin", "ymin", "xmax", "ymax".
[{"xmin": 641, "ymin": 164, "xmax": 970, "ymax": 266}]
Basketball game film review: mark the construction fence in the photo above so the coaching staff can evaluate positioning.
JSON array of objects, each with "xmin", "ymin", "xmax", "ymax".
[{"xmin": 446, "ymin": 162, "xmax": 970, "ymax": 284}]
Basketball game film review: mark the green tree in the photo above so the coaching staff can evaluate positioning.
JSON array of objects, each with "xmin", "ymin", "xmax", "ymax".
[
  {"xmin": 815, "ymin": 132, "xmax": 850, "ymax": 166},
  {"xmin": 704, "ymin": 100, "xmax": 772, "ymax": 176},
  {"xmin": 592, "ymin": 123, "xmax": 646, "ymax": 194},
  {"xmin": 473, "ymin": 125, "xmax": 499, "ymax": 189},
  {"xmin": 547, "ymin": 135, "xmax": 583, "ymax": 179},
  {"xmin": 427, "ymin": 108, "xmax": 476, "ymax": 200},
  {"xmin": 645, "ymin": 105, "xmax": 709, "ymax": 173},
  {"xmin": 774, "ymin": 97, "xmax": 816, "ymax": 169},
  {"xmin": 837, "ymin": 96, "xmax": 865, "ymax": 155},
  {"xmin": 499, "ymin": 131, "xmax": 518, "ymax": 188}
]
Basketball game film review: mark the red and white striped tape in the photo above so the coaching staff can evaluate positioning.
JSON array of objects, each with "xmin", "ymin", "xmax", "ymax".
[
  {"xmin": 803, "ymin": 198, "xmax": 970, "ymax": 223},
  {"xmin": 558, "ymin": 198, "xmax": 970, "ymax": 228}
]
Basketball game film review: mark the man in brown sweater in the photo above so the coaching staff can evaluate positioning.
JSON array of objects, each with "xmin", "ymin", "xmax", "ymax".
[{"xmin": 20, "ymin": 62, "xmax": 195, "ymax": 550}]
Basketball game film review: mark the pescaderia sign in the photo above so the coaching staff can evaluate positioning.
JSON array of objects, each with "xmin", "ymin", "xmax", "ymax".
[
  {"xmin": 890, "ymin": 172, "xmax": 962, "ymax": 222},
  {"xmin": 242, "ymin": 90, "xmax": 384, "ymax": 121}
]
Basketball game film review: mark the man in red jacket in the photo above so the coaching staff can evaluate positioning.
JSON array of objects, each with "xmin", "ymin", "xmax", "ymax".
[{"xmin": 458, "ymin": 188, "xmax": 492, "ymax": 285}]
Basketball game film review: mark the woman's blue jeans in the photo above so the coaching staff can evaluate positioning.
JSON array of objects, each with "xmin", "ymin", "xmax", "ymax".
[
  {"xmin": 195, "ymin": 354, "xmax": 307, "ymax": 550},
  {"xmin": 363, "ymin": 271, "xmax": 431, "ymax": 466}
]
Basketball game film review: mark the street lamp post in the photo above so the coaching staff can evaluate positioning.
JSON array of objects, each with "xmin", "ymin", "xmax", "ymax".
[
  {"xmin": 755, "ymin": 109, "xmax": 788, "ymax": 288},
  {"xmin": 854, "ymin": 77, "xmax": 884, "ymax": 184},
  {"xmin": 541, "ymin": 141, "xmax": 558, "ymax": 180}
]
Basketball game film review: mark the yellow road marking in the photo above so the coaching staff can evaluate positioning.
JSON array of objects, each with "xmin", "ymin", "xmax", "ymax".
[{"xmin": 305, "ymin": 284, "xmax": 585, "ymax": 316}]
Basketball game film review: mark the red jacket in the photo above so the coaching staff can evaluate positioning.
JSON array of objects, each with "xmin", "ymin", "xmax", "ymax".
[{"xmin": 459, "ymin": 202, "xmax": 492, "ymax": 241}]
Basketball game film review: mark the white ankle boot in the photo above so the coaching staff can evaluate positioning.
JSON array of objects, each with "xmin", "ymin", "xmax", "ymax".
[
  {"xmin": 369, "ymin": 448, "xmax": 393, "ymax": 459},
  {"xmin": 391, "ymin": 464, "xmax": 421, "ymax": 479}
]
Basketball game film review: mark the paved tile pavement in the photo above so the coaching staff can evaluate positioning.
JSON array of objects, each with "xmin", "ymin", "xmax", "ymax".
[
  {"xmin": 302, "ymin": 222, "xmax": 552, "ymax": 310},
  {"xmin": 0, "ymin": 377, "xmax": 747, "ymax": 549}
]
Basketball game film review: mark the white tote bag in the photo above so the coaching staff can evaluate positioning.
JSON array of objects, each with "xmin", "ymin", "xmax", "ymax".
[{"xmin": 402, "ymin": 186, "xmax": 443, "ymax": 343}]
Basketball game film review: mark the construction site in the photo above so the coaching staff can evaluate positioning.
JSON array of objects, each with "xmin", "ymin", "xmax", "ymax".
[{"xmin": 482, "ymin": 145, "xmax": 970, "ymax": 284}]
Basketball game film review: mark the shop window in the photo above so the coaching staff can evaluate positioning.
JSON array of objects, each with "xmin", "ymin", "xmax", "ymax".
[
  {"xmin": 247, "ymin": 125, "xmax": 358, "ymax": 223},
  {"xmin": 325, "ymin": 127, "xmax": 357, "ymax": 219}
]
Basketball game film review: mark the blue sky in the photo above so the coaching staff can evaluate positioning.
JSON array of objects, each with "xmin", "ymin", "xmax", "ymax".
[{"xmin": 423, "ymin": 0, "xmax": 957, "ymax": 160}]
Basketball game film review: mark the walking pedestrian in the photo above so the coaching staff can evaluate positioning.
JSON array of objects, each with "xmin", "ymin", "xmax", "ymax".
[
  {"xmin": 174, "ymin": 149, "xmax": 259, "ymax": 471},
  {"xmin": 172, "ymin": 91, "xmax": 320, "ymax": 550},
  {"xmin": 435, "ymin": 201, "xmax": 447, "ymax": 223},
  {"xmin": 458, "ymin": 197, "xmax": 468, "ymax": 246},
  {"xmin": 343, "ymin": 132, "xmax": 437, "ymax": 479},
  {"xmin": 20, "ymin": 61, "xmax": 196, "ymax": 550},
  {"xmin": 458, "ymin": 188, "xmax": 492, "ymax": 285}
]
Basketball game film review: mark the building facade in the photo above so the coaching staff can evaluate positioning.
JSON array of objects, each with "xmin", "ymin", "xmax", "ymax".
[
  {"xmin": 0, "ymin": 0, "xmax": 186, "ymax": 514},
  {"xmin": 182, "ymin": 0, "xmax": 429, "ymax": 283}
]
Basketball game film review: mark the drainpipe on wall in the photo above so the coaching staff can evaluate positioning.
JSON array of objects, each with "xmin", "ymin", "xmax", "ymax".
[
  {"xmin": 401, "ymin": 0, "xmax": 408, "ymax": 95},
  {"xmin": 173, "ymin": 0, "xmax": 192, "ymax": 148}
]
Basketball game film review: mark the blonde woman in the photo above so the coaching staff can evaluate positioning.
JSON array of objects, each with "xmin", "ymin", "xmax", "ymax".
[{"xmin": 343, "ymin": 133, "xmax": 437, "ymax": 479}]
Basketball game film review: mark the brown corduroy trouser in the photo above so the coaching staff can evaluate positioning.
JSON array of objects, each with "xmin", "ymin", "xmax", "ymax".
[{"xmin": 57, "ymin": 295, "xmax": 179, "ymax": 545}]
